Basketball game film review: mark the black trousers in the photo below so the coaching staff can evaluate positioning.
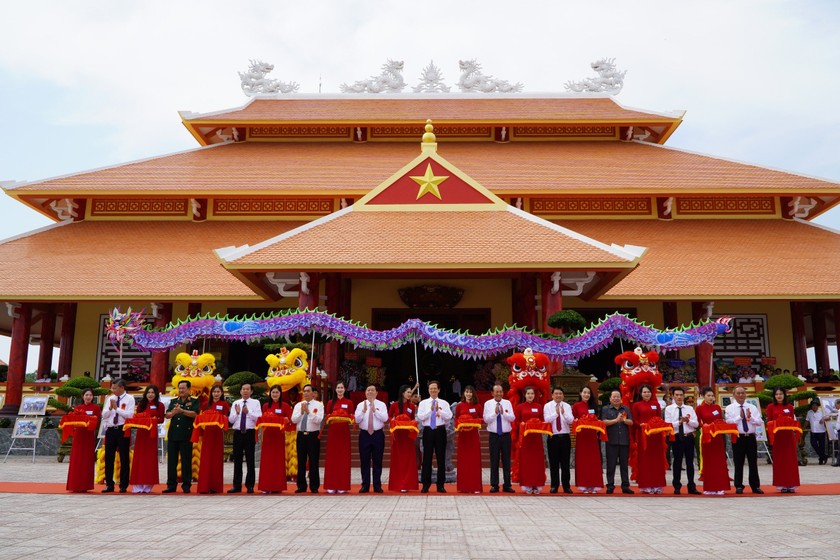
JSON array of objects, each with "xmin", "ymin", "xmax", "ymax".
[
  {"xmin": 732, "ymin": 433, "xmax": 761, "ymax": 490},
  {"xmin": 488, "ymin": 431, "xmax": 512, "ymax": 489},
  {"xmin": 358, "ymin": 429, "xmax": 385, "ymax": 489},
  {"xmin": 104, "ymin": 426, "xmax": 131, "ymax": 490},
  {"xmin": 296, "ymin": 432, "xmax": 321, "ymax": 491},
  {"xmin": 421, "ymin": 426, "xmax": 447, "ymax": 488},
  {"xmin": 547, "ymin": 433, "xmax": 572, "ymax": 490},
  {"xmin": 166, "ymin": 438, "xmax": 193, "ymax": 490},
  {"xmin": 810, "ymin": 431, "xmax": 827, "ymax": 461},
  {"xmin": 671, "ymin": 433, "xmax": 697, "ymax": 490},
  {"xmin": 231, "ymin": 429, "xmax": 256, "ymax": 490},
  {"xmin": 605, "ymin": 444, "xmax": 630, "ymax": 489}
]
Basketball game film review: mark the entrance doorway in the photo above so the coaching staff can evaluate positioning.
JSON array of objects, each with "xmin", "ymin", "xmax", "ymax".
[{"xmin": 372, "ymin": 308, "xmax": 491, "ymax": 401}]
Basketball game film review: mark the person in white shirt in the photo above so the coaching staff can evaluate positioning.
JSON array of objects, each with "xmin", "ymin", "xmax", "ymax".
[
  {"xmin": 101, "ymin": 379, "xmax": 136, "ymax": 493},
  {"xmin": 543, "ymin": 387, "xmax": 575, "ymax": 494},
  {"xmin": 354, "ymin": 384, "xmax": 388, "ymax": 493},
  {"xmin": 805, "ymin": 400, "xmax": 828, "ymax": 465},
  {"xmin": 227, "ymin": 382, "xmax": 262, "ymax": 493},
  {"xmin": 724, "ymin": 386, "xmax": 764, "ymax": 494},
  {"xmin": 483, "ymin": 383, "xmax": 516, "ymax": 493},
  {"xmin": 291, "ymin": 384, "xmax": 325, "ymax": 493},
  {"xmin": 663, "ymin": 387, "xmax": 700, "ymax": 495},
  {"xmin": 417, "ymin": 380, "xmax": 453, "ymax": 493}
]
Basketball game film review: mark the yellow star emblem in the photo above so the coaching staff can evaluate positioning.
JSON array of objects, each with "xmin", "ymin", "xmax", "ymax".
[{"xmin": 410, "ymin": 163, "xmax": 448, "ymax": 200}]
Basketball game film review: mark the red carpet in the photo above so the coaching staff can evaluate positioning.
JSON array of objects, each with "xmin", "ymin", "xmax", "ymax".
[{"xmin": 3, "ymin": 482, "xmax": 840, "ymax": 496}]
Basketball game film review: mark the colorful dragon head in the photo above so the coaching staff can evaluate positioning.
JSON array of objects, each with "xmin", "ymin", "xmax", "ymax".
[
  {"xmin": 505, "ymin": 348, "xmax": 551, "ymax": 408},
  {"xmin": 615, "ymin": 347, "xmax": 662, "ymax": 406},
  {"xmin": 265, "ymin": 347, "xmax": 310, "ymax": 393},
  {"xmin": 171, "ymin": 350, "xmax": 217, "ymax": 400}
]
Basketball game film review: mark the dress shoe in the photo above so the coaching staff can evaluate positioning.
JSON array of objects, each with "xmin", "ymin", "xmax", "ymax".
[
  {"xmin": 374, "ymin": 488, "xmax": 383, "ymax": 493},
  {"xmin": 688, "ymin": 489, "xmax": 701, "ymax": 495},
  {"xmin": 182, "ymin": 488, "xmax": 191, "ymax": 494},
  {"xmin": 311, "ymin": 489, "xmax": 319, "ymax": 494},
  {"xmin": 119, "ymin": 488, "xmax": 127, "ymax": 494},
  {"xmin": 294, "ymin": 488, "xmax": 307, "ymax": 494},
  {"xmin": 735, "ymin": 487, "xmax": 744, "ymax": 494},
  {"xmin": 101, "ymin": 487, "xmax": 114, "ymax": 494},
  {"xmin": 437, "ymin": 487, "xmax": 447, "ymax": 493},
  {"xmin": 227, "ymin": 488, "xmax": 242, "ymax": 494},
  {"xmin": 606, "ymin": 487, "xmax": 615, "ymax": 494},
  {"xmin": 246, "ymin": 488, "xmax": 254, "ymax": 494},
  {"xmin": 162, "ymin": 488, "xmax": 177, "ymax": 494},
  {"xmin": 359, "ymin": 487, "xmax": 370, "ymax": 494},
  {"xmin": 563, "ymin": 487, "xmax": 573, "ymax": 495},
  {"xmin": 420, "ymin": 486, "xmax": 429, "ymax": 494},
  {"xmin": 674, "ymin": 488, "xmax": 681, "ymax": 495},
  {"xmin": 489, "ymin": 487, "xmax": 499, "ymax": 493},
  {"xmin": 549, "ymin": 487, "xmax": 559, "ymax": 494},
  {"xmin": 502, "ymin": 487, "xmax": 515, "ymax": 493},
  {"xmin": 622, "ymin": 488, "xmax": 634, "ymax": 494},
  {"xmin": 752, "ymin": 488, "xmax": 764, "ymax": 494}
]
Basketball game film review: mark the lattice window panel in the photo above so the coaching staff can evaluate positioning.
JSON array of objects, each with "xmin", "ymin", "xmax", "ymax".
[
  {"xmin": 711, "ymin": 314, "xmax": 769, "ymax": 362},
  {"xmin": 94, "ymin": 314, "xmax": 155, "ymax": 381}
]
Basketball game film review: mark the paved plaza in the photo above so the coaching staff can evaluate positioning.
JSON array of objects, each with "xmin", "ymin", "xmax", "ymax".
[{"xmin": 0, "ymin": 457, "xmax": 838, "ymax": 559}]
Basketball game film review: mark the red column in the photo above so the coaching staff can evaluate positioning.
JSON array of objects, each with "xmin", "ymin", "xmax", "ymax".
[
  {"xmin": 58, "ymin": 303, "xmax": 77, "ymax": 377},
  {"xmin": 519, "ymin": 273, "xmax": 538, "ymax": 331},
  {"xmin": 834, "ymin": 303, "xmax": 840, "ymax": 372},
  {"xmin": 790, "ymin": 302, "xmax": 808, "ymax": 375},
  {"xmin": 150, "ymin": 303, "xmax": 172, "ymax": 390},
  {"xmin": 812, "ymin": 303, "xmax": 831, "ymax": 375},
  {"xmin": 37, "ymin": 305, "xmax": 56, "ymax": 380},
  {"xmin": 323, "ymin": 274, "xmax": 341, "ymax": 384},
  {"xmin": 298, "ymin": 273, "xmax": 320, "ymax": 311},
  {"xmin": 692, "ymin": 302, "xmax": 714, "ymax": 388},
  {"xmin": 3, "ymin": 303, "xmax": 32, "ymax": 413},
  {"xmin": 540, "ymin": 272, "xmax": 563, "ymax": 334}
]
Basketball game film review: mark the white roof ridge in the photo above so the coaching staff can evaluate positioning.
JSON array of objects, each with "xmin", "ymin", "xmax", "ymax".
[
  {"xmin": 505, "ymin": 206, "xmax": 642, "ymax": 261},
  {"xmin": 632, "ymin": 140, "xmax": 840, "ymax": 185},
  {"xmin": 611, "ymin": 98, "xmax": 685, "ymax": 119},
  {"xmin": 217, "ymin": 205, "xmax": 354, "ymax": 262},
  {"xmin": 0, "ymin": 219, "xmax": 72, "ymax": 246},
  {"xmin": 794, "ymin": 217, "xmax": 840, "ymax": 235},
  {"xmin": 4, "ymin": 142, "xmax": 234, "ymax": 190},
  {"xmin": 179, "ymin": 98, "xmax": 255, "ymax": 120}
]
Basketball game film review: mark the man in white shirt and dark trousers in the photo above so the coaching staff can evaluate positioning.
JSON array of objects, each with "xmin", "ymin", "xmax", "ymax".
[
  {"xmin": 417, "ymin": 380, "xmax": 453, "ymax": 493},
  {"xmin": 227, "ymin": 382, "xmax": 261, "ymax": 493},
  {"xmin": 355, "ymin": 384, "xmax": 388, "ymax": 493},
  {"xmin": 664, "ymin": 387, "xmax": 701, "ymax": 494},
  {"xmin": 483, "ymin": 383, "xmax": 516, "ymax": 493},
  {"xmin": 292, "ymin": 384, "xmax": 325, "ymax": 493},
  {"xmin": 724, "ymin": 386, "xmax": 764, "ymax": 494},
  {"xmin": 101, "ymin": 379, "xmax": 135, "ymax": 493},
  {"xmin": 544, "ymin": 387, "xmax": 575, "ymax": 494},
  {"xmin": 805, "ymin": 400, "xmax": 828, "ymax": 464}
]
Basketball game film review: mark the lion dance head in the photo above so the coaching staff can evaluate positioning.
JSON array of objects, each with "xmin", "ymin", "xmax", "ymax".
[
  {"xmin": 505, "ymin": 347, "xmax": 551, "ymax": 408},
  {"xmin": 614, "ymin": 347, "xmax": 661, "ymax": 406},
  {"xmin": 171, "ymin": 350, "xmax": 217, "ymax": 403},
  {"xmin": 265, "ymin": 347, "xmax": 310, "ymax": 393}
]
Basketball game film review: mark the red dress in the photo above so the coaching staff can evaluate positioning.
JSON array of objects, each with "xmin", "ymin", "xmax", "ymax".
[
  {"xmin": 695, "ymin": 402, "xmax": 730, "ymax": 492},
  {"xmin": 197, "ymin": 400, "xmax": 230, "ymax": 494},
  {"xmin": 65, "ymin": 403, "xmax": 100, "ymax": 492},
  {"xmin": 388, "ymin": 401, "xmax": 419, "ymax": 492},
  {"xmin": 455, "ymin": 401, "xmax": 483, "ymax": 493},
  {"xmin": 258, "ymin": 400, "xmax": 292, "ymax": 492},
  {"xmin": 324, "ymin": 397, "xmax": 354, "ymax": 492},
  {"xmin": 572, "ymin": 401, "xmax": 603, "ymax": 490},
  {"xmin": 765, "ymin": 403, "xmax": 801, "ymax": 489},
  {"xmin": 630, "ymin": 399, "xmax": 666, "ymax": 490},
  {"xmin": 129, "ymin": 402, "xmax": 165, "ymax": 487},
  {"xmin": 516, "ymin": 402, "xmax": 546, "ymax": 488}
]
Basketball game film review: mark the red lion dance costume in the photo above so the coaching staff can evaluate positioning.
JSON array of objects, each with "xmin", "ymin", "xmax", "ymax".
[
  {"xmin": 614, "ymin": 347, "xmax": 663, "ymax": 481},
  {"xmin": 506, "ymin": 348, "xmax": 552, "ymax": 482}
]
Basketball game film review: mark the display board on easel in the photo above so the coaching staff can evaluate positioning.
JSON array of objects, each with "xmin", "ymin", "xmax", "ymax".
[{"xmin": 3, "ymin": 396, "xmax": 48, "ymax": 463}]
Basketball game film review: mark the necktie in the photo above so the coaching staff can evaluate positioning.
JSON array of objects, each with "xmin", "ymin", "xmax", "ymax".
[
  {"xmin": 114, "ymin": 396, "xmax": 122, "ymax": 427},
  {"xmin": 556, "ymin": 404, "xmax": 562, "ymax": 432},
  {"xmin": 678, "ymin": 406, "xmax": 684, "ymax": 435},
  {"xmin": 430, "ymin": 400, "xmax": 437, "ymax": 429},
  {"xmin": 740, "ymin": 405, "xmax": 748, "ymax": 432},
  {"xmin": 239, "ymin": 400, "xmax": 247, "ymax": 432},
  {"xmin": 301, "ymin": 404, "xmax": 309, "ymax": 432},
  {"xmin": 367, "ymin": 402, "xmax": 375, "ymax": 435},
  {"xmin": 496, "ymin": 402, "xmax": 502, "ymax": 435}
]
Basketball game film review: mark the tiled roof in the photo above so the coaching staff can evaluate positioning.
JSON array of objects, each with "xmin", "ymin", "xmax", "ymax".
[
  {"xmin": 9, "ymin": 141, "xmax": 838, "ymax": 195},
  {"xmin": 0, "ymin": 221, "xmax": 303, "ymax": 300},
  {"xmin": 560, "ymin": 219, "xmax": 840, "ymax": 299},
  {"xmin": 184, "ymin": 96, "xmax": 678, "ymax": 123},
  {"xmin": 222, "ymin": 206, "xmax": 639, "ymax": 269}
]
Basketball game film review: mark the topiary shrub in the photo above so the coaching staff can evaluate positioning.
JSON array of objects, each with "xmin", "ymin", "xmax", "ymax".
[
  {"xmin": 790, "ymin": 390, "xmax": 817, "ymax": 403},
  {"xmin": 223, "ymin": 371, "xmax": 266, "ymax": 398},
  {"xmin": 597, "ymin": 377, "xmax": 621, "ymax": 405},
  {"xmin": 547, "ymin": 310, "xmax": 587, "ymax": 335},
  {"xmin": 763, "ymin": 374, "xmax": 804, "ymax": 392},
  {"xmin": 53, "ymin": 376, "xmax": 109, "ymax": 398},
  {"xmin": 47, "ymin": 398, "xmax": 72, "ymax": 413}
]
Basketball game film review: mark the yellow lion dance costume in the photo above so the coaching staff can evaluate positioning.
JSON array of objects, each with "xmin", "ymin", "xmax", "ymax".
[
  {"xmin": 266, "ymin": 347, "xmax": 311, "ymax": 478},
  {"xmin": 170, "ymin": 350, "xmax": 217, "ymax": 481}
]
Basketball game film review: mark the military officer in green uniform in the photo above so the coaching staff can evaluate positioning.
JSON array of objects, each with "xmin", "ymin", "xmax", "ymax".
[{"xmin": 163, "ymin": 380, "xmax": 200, "ymax": 493}]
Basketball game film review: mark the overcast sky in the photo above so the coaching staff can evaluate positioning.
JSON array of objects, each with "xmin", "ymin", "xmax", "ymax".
[{"xmin": 0, "ymin": 1, "xmax": 838, "ymax": 368}]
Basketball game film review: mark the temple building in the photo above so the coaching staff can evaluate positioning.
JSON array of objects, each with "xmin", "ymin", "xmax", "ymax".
[{"xmin": 1, "ymin": 92, "xmax": 839, "ymax": 410}]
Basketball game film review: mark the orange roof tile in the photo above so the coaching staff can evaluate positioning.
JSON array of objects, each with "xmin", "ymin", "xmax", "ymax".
[
  {"xmin": 0, "ymin": 221, "xmax": 303, "ymax": 300},
  {"xmin": 184, "ymin": 96, "xmax": 677, "ymax": 123},
  {"xmin": 9, "ymin": 141, "xmax": 838, "ymax": 196},
  {"xmin": 560, "ymin": 219, "xmax": 840, "ymax": 299},
  {"xmin": 221, "ymin": 207, "xmax": 640, "ymax": 270}
]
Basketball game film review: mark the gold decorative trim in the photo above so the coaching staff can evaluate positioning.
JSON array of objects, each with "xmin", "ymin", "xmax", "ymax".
[
  {"xmin": 213, "ymin": 198, "xmax": 334, "ymax": 216},
  {"xmin": 676, "ymin": 197, "xmax": 775, "ymax": 215},
  {"xmin": 89, "ymin": 198, "xmax": 188, "ymax": 216},
  {"xmin": 531, "ymin": 197, "xmax": 652, "ymax": 215}
]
